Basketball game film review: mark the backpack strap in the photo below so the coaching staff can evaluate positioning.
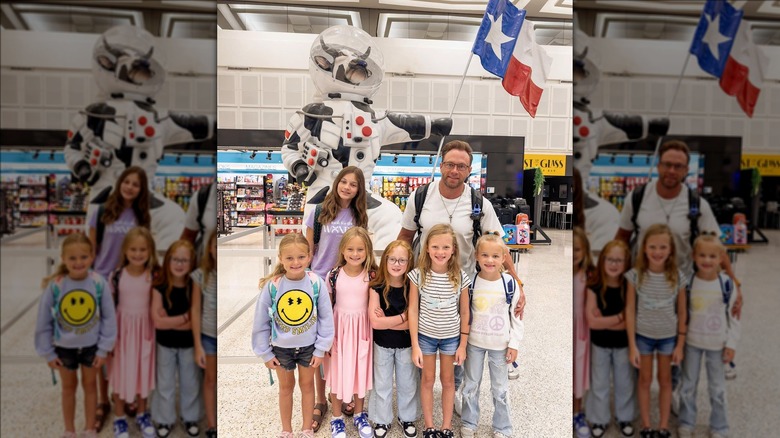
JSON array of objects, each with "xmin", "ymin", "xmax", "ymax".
[
  {"xmin": 328, "ymin": 267, "xmax": 340, "ymax": 306},
  {"xmin": 467, "ymin": 278, "xmax": 475, "ymax": 325},
  {"xmin": 268, "ymin": 276, "xmax": 281, "ymax": 340},
  {"xmin": 51, "ymin": 276, "xmax": 64, "ymax": 341},
  {"xmin": 313, "ymin": 203, "xmax": 323, "ymax": 246},
  {"xmin": 412, "ymin": 183, "xmax": 432, "ymax": 249},
  {"xmin": 501, "ymin": 272, "xmax": 516, "ymax": 305},
  {"xmin": 96, "ymin": 204, "xmax": 106, "ymax": 247},
  {"xmin": 110, "ymin": 268, "xmax": 122, "ymax": 308},
  {"xmin": 469, "ymin": 187, "xmax": 484, "ymax": 249},
  {"xmin": 196, "ymin": 184, "xmax": 212, "ymax": 237},
  {"xmin": 718, "ymin": 272, "xmax": 733, "ymax": 328},
  {"xmin": 92, "ymin": 271, "xmax": 103, "ymax": 310},
  {"xmin": 687, "ymin": 186, "xmax": 701, "ymax": 247},
  {"xmin": 306, "ymin": 271, "xmax": 320, "ymax": 317},
  {"xmin": 630, "ymin": 183, "xmax": 647, "ymax": 240}
]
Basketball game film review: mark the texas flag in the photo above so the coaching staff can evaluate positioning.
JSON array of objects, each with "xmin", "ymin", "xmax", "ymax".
[
  {"xmin": 690, "ymin": 0, "xmax": 767, "ymax": 117},
  {"xmin": 472, "ymin": 0, "xmax": 551, "ymax": 117}
]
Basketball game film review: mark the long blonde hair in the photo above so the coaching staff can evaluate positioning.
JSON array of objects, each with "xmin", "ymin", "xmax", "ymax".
[
  {"xmin": 635, "ymin": 223, "xmax": 678, "ymax": 288},
  {"xmin": 370, "ymin": 240, "xmax": 413, "ymax": 310},
  {"xmin": 319, "ymin": 166, "xmax": 368, "ymax": 228},
  {"xmin": 41, "ymin": 233, "xmax": 94, "ymax": 289},
  {"xmin": 417, "ymin": 223, "xmax": 461, "ymax": 291},
  {"xmin": 154, "ymin": 240, "xmax": 196, "ymax": 308},
  {"xmin": 335, "ymin": 227, "xmax": 377, "ymax": 275},
  {"xmin": 259, "ymin": 233, "xmax": 310, "ymax": 289},
  {"xmin": 117, "ymin": 227, "xmax": 161, "ymax": 279},
  {"xmin": 200, "ymin": 229, "xmax": 217, "ymax": 285},
  {"xmin": 591, "ymin": 239, "xmax": 630, "ymax": 308}
]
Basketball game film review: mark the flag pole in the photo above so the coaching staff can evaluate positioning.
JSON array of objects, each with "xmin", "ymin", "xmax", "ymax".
[
  {"xmin": 646, "ymin": 52, "xmax": 692, "ymax": 182},
  {"xmin": 430, "ymin": 52, "xmax": 475, "ymax": 180}
]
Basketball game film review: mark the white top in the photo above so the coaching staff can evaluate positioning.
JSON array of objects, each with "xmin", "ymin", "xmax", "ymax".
[
  {"xmin": 618, "ymin": 180, "xmax": 720, "ymax": 276},
  {"xmin": 687, "ymin": 275, "xmax": 740, "ymax": 351},
  {"xmin": 625, "ymin": 268, "xmax": 686, "ymax": 340},
  {"xmin": 584, "ymin": 194, "xmax": 620, "ymax": 254},
  {"xmin": 401, "ymin": 181, "xmax": 504, "ymax": 279},
  {"xmin": 469, "ymin": 276, "xmax": 524, "ymax": 351},
  {"xmin": 183, "ymin": 183, "xmax": 217, "ymax": 255},
  {"xmin": 408, "ymin": 268, "xmax": 471, "ymax": 340}
]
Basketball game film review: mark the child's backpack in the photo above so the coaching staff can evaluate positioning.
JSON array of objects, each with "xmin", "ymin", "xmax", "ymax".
[
  {"xmin": 50, "ymin": 271, "xmax": 105, "ymax": 340},
  {"xmin": 267, "ymin": 271, "xmax": 320, "ymax": 340},
  {"xmin": 108, "ymin": 267, "xmax": 124, "ymax": 308},
  {"xmin": 327, "ymin": 266, "xmax": 376, "ymax": 306},
  {"xmin": 467, "ymin": 272, "xmax": 517, "ymax": 324},
  {"xmin": 685, "ymin": 272, "xmax": 733, "ymax": 327}
]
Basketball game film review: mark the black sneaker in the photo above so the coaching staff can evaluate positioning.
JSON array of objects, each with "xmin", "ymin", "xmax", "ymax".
[
  {"xmin": 656, "ymin": 429, "xmax": 671, "ymax": 438},
  {"xmin": 184, "ymin": 422, "xmax": 199, "ymax": 437},
  {"xmin": 591, "ymin": 424, "xmax": 607, "ymax": 438},
  {"xmin": 205, "ymin": 428, "xmax": 217, "ymax": 438},
  {"xmin": 155, "ymin": 424, "xmax": 172, "ymax": 438},
  {"xmin": 397, "ymin": 418, "xmax": 417, "ymax": 438},
  {"xmin": 373, "ymin": 424, "xmax": 389, "ymax": 438},
  {"xmin": 440, "ymin": 429, "xmax": 454, "ymax": 438},
  {"xmin": 639, "ymin": 429, "xmax": 655, "ymax": 438},
  {"xmin": 422, "ymin": 428, "xmax": 438, "ymax": 438},
  {"xmin": 619, "ymin": 422, "xmax": 635, "ymax": 437}
]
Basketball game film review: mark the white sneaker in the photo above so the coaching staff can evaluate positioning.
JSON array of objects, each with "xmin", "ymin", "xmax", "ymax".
[
  {"xmin": 678, "ymin": 426, "xmax": 693, "ymax": 438},
  {"xmin": 711, "ymin": 431, "xmax": 729, "ymax": 438},
  {"xmin": 493, "ymin": 432, "xmax": 512, "ymax": 438},
  {"xmin": 671, "ymin": 386, "xmax": 681, "ymax": 416},
  {"xmin": 460, "ymin": 427, "xmax": 475, "ymax": 438},
  {"xmin": 724, "ymin": 361, "xmax": 737, "ymax": 380},
  {"xmin": 454, "ymin": 387, "xmax": 463, "ymax": 417},
  {"xmin": 507, "ymin": 364, "xmax": 520, "ymax": 380}
]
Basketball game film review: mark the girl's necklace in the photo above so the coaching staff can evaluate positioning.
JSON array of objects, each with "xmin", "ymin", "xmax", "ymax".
[{"xmin": 440, "ymin": 191, "xmax": 462, "ymax": 223}]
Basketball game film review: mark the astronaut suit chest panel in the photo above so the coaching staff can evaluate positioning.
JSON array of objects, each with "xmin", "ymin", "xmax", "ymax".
[{"xmin": 572, "ymin": 105, "xmax": 596, "ymax": 146}]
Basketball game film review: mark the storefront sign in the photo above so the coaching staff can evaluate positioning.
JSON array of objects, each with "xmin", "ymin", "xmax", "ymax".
[
  {"xmin": 523, "ymin": 154, "xmax": 566, "ymax": 176},
  {"xmin": 741, "ymin": 154, "xmax": 780, "ymax": 176}
]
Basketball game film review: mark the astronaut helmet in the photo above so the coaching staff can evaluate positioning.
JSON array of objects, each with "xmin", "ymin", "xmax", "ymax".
[
  {"xmin": 92, "ymin": 25, "xmax": 166, "ymax": 97},
  {"xmin": 573, "ymin": 27, "xmax": 600, "ymax": 99},
  {"xmin": 309, "ymin": 25, "xmax": 384, "ymax": 99}
]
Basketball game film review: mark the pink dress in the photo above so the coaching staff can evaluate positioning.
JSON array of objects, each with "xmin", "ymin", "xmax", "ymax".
[
  {"xmin": 573, "ymin": 269, "xmax": 590, "ymax": 398},
  {"xmin": 108, "ymin": 268, "xmax": 155, "ymax": 402},
  {"xmin": 324, "ymin": 268, "xmax": 373, "ymax": 401}
]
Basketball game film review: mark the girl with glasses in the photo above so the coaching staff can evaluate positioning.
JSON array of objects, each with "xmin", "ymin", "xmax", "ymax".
[
  {"xmin": 367, "ymin": 240, "xmax": 420, "ymax": 438},
  {"xmin": 585, "ymin": 239, "xmax": 636, "ymax": 438},
  {"xmin": 151, "ymin": 240, "xmax": 200, "ymax": 438}
]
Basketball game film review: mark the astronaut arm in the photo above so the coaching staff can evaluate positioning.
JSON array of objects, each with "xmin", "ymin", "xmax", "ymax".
[
  {"xmin": 379, "ymin": 112, "xmax": 452, "ymax": 145},
  {"xmin": 598, "ymin": 112, "xmax": 669, "ymax": 146},
  {"xmin": 161, "ymin": 113, "xmax": 215, "ymax": 146},
  {"xmin": 63, "ymin": 105, "xmax": 119, "ymax": 183}
]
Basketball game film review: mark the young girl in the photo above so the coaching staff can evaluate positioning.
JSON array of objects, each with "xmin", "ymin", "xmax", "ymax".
[
  {"xmin": 252, "ymin": 233, "xmax": 335, "ymax": 438},
  {"xmin": 573, "ymin": 226, "xmax": 594, "ymax": 438},
  {"xmin": 626, "ymin": 224, "xmax": 686, "ymax": 438},
  {"xmin": 367, "ymin": 240, "xmax": 420, "ymax": 438},
  {"xmin": 678, "ymin": 235, "xmax": 739, "ymax": 438},
  {"xmin": 408, "ymin": 223, "xmax": 471, "ymax": 438},
  {"xmin": 325, "ymin": 227, "xmax": 378, "ymax": 438},
  {"xmin": 304, "ymin": 166, "xmax": 368, "ymax": 430},
  {"xmin": 460, "ymin": 233, "xmax": 523, "ymax": 438},
  {"xmin": 89, "ymin": 165, "xmax": 151, "ymax": 428},
  {"xmin": 191, "ymin": 230, "xmax": 218, "ymax": 438},
  {"xmin": 108, "ymin": 227, "xmax": 160, "ymax": 438},
  {"xmin": 34, "ymin": 233, "xmax": 118, "ymax": 438},
  {"xmin": 151, "ymin": 240, "xmax": 201, "ymax": 438},
  {"xmin": 585, "ymin": 239, "xmax": 636, "ymax": 438}
]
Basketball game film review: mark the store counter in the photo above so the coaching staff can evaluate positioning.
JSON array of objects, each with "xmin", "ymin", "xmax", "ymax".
[
  {"xmin": 507, "ymin": 244, "xmax": 533, "ymax": 263},
  {"xmin": 725, "ymin": 243, "xmax": 750, "ymax": 264}
]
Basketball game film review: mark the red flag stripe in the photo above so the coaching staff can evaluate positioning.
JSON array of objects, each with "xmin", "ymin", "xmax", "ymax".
[
  {"xmin": 502, "ymin": 57, "xmax": 543, "ymax": 118},
  {"xmin": 719, "ymin": 56, "xmax": 759, "ymax": 117}
]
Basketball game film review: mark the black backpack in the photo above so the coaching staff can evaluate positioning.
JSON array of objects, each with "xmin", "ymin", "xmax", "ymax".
[
  {"xmin": 312, "ymin": 203, "xmax": 324, "ymax": 247},
  {"xmin": 412, "ymin": 182, "xmax": 484, "ymax": 252},
  {"xmin": 629, "ymin": 183, "xmax": 700, "ymax": 247}
]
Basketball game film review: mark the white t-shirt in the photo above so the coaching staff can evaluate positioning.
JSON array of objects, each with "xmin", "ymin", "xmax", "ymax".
[
  {"xmin": 687, "ymin": 275, "xmax": 740, "ymax": 351},
  {"xmin": 584, "ymin": 194, "xmax": 620, "ymax": 254},
  {"xmin": 618, "ymin": 180, "xmax": 720, "ymax": 276},
  {"xmin": 184, "ymin": 183, "xmax": 217, "ymax": 255},
  {"xmin": 401, "ymin": 181, "xmax": 504, "ymax": 279}
]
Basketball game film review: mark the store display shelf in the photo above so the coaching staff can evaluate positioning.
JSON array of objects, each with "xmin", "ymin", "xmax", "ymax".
[
  {"xmin": 236, "ymin": 183, "xmax": 266, "ymax": 186},
  {"xmin": 236, "ymin": 195, "xmax": 265, "ymax": 198},
  {"xmin": 237, "ymin": 209, "xmax": 265, "ymax": 213},
  {"xmin": 19, "ymin": 195, "xmax": 48, "ymax": 199},
  {"xmin": 49, "ymin": 210, "xmax": 86, "ymax": 214},
  {"xmin": 19, "ymin": 209, "xmax": 48, "ymax": 213}
]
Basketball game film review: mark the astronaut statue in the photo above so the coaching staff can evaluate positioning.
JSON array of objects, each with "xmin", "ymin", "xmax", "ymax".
[
  {"xmin": 572, "ymin": 28, "xmax": 669, "ymax": 253},
  {"xmin": 64, "ymin": 25, "xmax": 214, "ymax": 251},
  {"xmin": 281, "ymin": 25, "xmax": 452, "ymax": 250}
]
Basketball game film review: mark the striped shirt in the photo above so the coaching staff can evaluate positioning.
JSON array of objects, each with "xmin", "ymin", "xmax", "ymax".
[
  {"xmin": 408, "ymin": 268, "xmax": 471, "ymax": 339},
  {"xmin": 625, "ymin": 268, "xmax": 686, "ymax": 340}
]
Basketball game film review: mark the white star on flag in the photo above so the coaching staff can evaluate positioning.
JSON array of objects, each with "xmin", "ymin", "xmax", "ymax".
[
  {"xmin": 702, "ymin": 11, "xmax": 731, "ymax": 61},
  {"xmin": 484, "ymin": 13, "xmax": 515, "ymax": 61}
]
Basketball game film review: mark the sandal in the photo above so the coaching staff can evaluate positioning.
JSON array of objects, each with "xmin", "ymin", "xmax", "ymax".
[
  {"xmin": 125, "ymin": 400, "xmax": 138, "ymax": 418},
  {"xmin": 341, "ymin": 400, "xmax": 355, "ymax": 417},
  {"xmin": 312, "ymin": 403, "xmax": 328, "ymax": 433},
  {"xmin": 94, "ymin": 402, "xmax": 110, "ymax": 432}
]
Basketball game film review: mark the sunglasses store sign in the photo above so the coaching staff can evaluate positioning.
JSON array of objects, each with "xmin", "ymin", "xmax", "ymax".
[
  {"xmin": 523, "ymin": 154, "xmax": 566, "ymax": 176},
  {"xmin": 741, "ymin": 154, "xmax": 780, "ymax": 176}
]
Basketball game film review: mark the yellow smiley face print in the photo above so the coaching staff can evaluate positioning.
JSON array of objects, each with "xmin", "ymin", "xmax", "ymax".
[
  {"xmin": 277, "ymin": 289, "xmax": 313, "ymax": 326},
  {"xmin": 60, "ymin": 290, "xmax": 96, "ymax": 326}
]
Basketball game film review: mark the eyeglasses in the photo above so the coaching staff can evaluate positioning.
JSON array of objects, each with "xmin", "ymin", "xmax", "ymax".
[
  {"xmin": 659, "ymin": 161, "xmax": 687, "ymax": 171},
  {"xmin": 387, "ymin": 257, "xmax": 408, "ymax": 266},
  {"xmin": 605, "ymin": 258, "xmax": 625, "ymax": 265},
  {"xmin": 441, "ymin": 162, "xmax": 470, "ymax": 172},
  {"xmin": 172, "ymin": 258, "xmax": 191, "ymax": 265}
]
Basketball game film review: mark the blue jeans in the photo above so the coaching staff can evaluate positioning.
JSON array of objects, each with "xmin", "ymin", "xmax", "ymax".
[
  {"xmin": 152, "ymin": 344, "xmax": 202, "ymax": 425},
  {"xmin": 679, "ymin": 345, "xmax": 729, "ymax": 435},
  {"xmin": 368, "ymin": 344, "xmax": 421, "ymax": 425},
  {"xmin": 586, "ymin": 345, "xmax": 636, "ymax": 424},
  {"xmin": 461, "ymin": 344, "xmax": 512, "ymax": 436}
]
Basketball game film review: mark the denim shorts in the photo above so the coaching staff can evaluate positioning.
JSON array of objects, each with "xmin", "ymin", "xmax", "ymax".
[
  {"xmin": 201, "ymin": 334, "xmax": 217, "ymax": 356},
  {"xmin": 272, "ymin": 344, "xmax": 315, "ymax": 370},
  {"xmin": 636, "ymin": 334, "xmax": 676, "ymax": 356},
  {"xmin": 418, "ymin": 333, "xmax": 460, "ymax": 356},
  {"xmin": 55, "ymin": 345, "xmax": 98, "ymax": 370}
]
